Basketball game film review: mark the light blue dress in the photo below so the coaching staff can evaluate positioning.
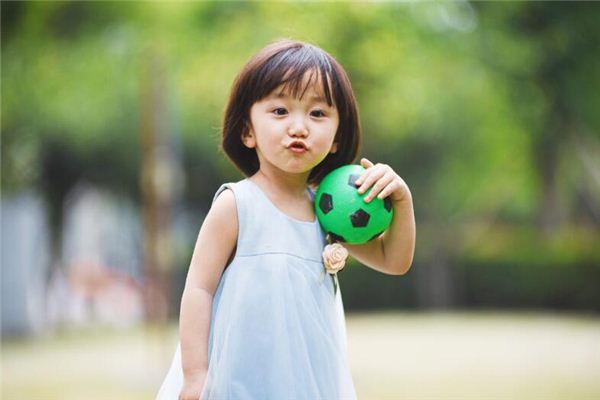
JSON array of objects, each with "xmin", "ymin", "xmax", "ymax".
[{"xmin": 156, "ymin": 178, "xmax": 357, "ymax": 400}]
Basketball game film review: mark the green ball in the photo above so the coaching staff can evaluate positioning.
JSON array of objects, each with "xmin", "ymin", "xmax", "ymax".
[{"xmin": 315, "ymin": 164, "xmax": 394, "ymax": 244}]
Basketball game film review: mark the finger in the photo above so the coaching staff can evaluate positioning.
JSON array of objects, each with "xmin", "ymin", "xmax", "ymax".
[
  {"xmin": 364, "ymin": 172, "xmax": 395, "ymax": 202},
  {"xmin": 357, "ymin": 165, "xmax": 388, "ymax": 193},
  {"xmin": 355, "ymin": 159, "xmax": 376, "ymax": 186},
  {"xmin": 357, "ymin": 165, "xmax": 388, "ymax": 195},
  {"xmin": 376, "ymin": 180, "xmax": 399, "ymax": 200},
  {"xmin": 360, "ymin": 158, "xmax": 374, "ymax": 169}
]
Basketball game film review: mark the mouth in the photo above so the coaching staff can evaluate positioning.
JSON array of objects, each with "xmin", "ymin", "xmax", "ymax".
[{"xmin": 287, "ymin": 140, "xmax": 309, "ymax": 153}]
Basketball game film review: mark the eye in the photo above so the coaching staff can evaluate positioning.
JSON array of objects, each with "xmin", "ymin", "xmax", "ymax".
[
  {"xmin": 311, "ymin": 109, "xmax": 326, "ymax": 118},
  {"xmin": 272, "ymin": 107, "xmax": 288, "ymax": 116}
]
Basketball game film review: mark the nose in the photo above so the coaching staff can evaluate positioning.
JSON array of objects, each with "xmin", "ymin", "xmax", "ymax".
[{"xmin": 288, "ymin": 115, "xmax": 308, "ymax": 137}]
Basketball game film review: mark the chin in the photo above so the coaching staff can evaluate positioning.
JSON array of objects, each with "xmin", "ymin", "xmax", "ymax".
[
  {"xmin": 279, "ymin": 165, "xmax": 313, "ymax": 176},
  {"xmin": 293, "ymin": 161, "xmax": 317, "ymax": 171}
]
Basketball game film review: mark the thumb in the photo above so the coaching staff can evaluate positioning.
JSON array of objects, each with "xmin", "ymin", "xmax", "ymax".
[{"xmin": 360, "ymin": 158, "xmax": 374, "ymax": 169}]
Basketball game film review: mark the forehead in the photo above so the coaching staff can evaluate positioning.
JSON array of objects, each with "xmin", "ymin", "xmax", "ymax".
[{"xmin": 267, "ymin": 69, "xmax": 333, "ymax": 104}]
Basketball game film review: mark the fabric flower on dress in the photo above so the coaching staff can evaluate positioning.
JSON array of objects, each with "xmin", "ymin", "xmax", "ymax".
[{"xmin": 322, "ymin": 243, "xmax": 349, "ymax": 275}]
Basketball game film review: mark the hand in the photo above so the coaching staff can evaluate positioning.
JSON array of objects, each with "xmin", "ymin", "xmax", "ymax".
[
  {"xmin": 179, "ymin": 370, "xmax": 207, "ymax": 400},
  {"xmin": 354, "ymin": 158, "xmax": 411, "ymax": 204}
]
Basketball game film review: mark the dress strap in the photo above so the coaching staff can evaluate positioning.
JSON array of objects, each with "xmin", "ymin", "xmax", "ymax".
[{"xmin": 212, "ymin": 182, "xmax": 236, "ymax": 205}]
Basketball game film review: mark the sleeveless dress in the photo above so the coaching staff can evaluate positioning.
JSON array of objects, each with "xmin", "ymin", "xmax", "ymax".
[{"xmin": 156, "ymin": 179, "xmax": 357, "ymax": 400}]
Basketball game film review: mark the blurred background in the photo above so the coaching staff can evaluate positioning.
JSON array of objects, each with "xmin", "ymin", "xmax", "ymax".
[{"xmin": 2, "ymin": 1, "xmax": 600, "ymax": 399}]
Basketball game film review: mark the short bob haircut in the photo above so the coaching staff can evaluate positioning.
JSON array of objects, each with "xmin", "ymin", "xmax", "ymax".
[{"xmin": 220, "ymin": 39, "xmax": 362, "ymax": 186}]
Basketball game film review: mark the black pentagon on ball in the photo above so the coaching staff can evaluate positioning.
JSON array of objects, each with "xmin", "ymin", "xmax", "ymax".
[
  {"xmin": 319, "ymin": 193, "xmax": 334, "ymax": 214},
  {"xmin": 348, "ymin": 173, "xmax": 361, "ymax": 188},
  {"xmin": 350, "ymin": 209, "xmax": 370, "ymax": 227},
  {"xmin": 384, "ymin": 197, "xmax": 392, "ymax": 212},
  {"xmin": 328, "ymin": 232, "xmax": 346, "ymax": 243}
]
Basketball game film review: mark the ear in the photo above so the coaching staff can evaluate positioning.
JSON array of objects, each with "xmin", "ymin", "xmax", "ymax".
[{"xmin": 241, "ymin": 124, "xmax": 256, "ymax": 149}]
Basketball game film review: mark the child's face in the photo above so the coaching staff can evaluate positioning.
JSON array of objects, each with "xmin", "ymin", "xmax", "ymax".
[{"xmin": 243, "ymin": 76, "xmax": 339, "ymax": 177}]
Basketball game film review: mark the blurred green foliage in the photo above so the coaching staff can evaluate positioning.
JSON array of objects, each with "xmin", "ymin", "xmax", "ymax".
[{"xmin": 2, "ymin": 1, "xmax": 599, "ymax": 310}]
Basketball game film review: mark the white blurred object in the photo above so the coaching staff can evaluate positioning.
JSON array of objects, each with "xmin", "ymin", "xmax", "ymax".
[
  {"xmin": 47, "ymin": 183, "xmax": 145, "ymax": 329},
  {"xmin": 47, "ymin": 260, "xmax": 144, "ymax": 329}
]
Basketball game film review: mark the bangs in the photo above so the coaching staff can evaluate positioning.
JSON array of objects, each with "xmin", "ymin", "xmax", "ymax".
[{"xmin": 252, "ymin": 46, "xmax": 336, "ymax": 106}]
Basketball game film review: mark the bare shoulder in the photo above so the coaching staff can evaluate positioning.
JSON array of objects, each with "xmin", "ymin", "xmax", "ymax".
[
  {"xmin": 185, "ymin": 188, "xmax": 238, "ymax": 295},
  {"xmin": 202, "ymin": 188, "xmax": 238, "ymax": 252},
  {"xmin": 209, "ymin": 188, "xmax": 238, "ymax": 228}
]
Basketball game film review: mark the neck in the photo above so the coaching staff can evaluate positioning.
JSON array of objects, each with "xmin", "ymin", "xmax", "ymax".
[{"xmin": 253, "ymin": 169, "xmax": 310, "ymax": 198}]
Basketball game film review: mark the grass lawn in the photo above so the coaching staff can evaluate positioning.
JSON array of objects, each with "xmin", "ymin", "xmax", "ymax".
[{"xmin": 2, "ymin": 312, "xmax": 600, "ymax": 399}]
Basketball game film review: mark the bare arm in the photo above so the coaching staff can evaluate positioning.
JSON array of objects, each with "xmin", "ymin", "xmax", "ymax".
[
  {"xmin": 179, "ymin": 189, "xmax": 238, "ymax": 381},
  {"xmin": 343, "ymin": 191, "xmax": 415, "ymax": 275},
  {"xmin": 343, "ymin": 158, "xmax": 416, "ymax": 276}
]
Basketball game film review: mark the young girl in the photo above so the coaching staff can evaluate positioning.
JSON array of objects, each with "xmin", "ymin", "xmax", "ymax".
[{"xmin": 156, "ymin": 39, "xmax": 416, "ymax": 400}]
